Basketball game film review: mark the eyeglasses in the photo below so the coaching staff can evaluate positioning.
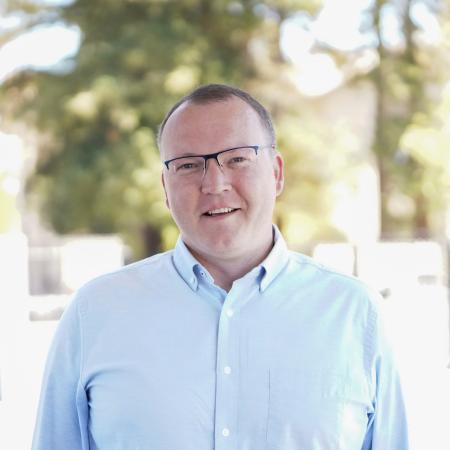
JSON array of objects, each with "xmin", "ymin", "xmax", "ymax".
[{"xmin": 163, "ymin": 144, "xmax": 274, "ymax": 179}]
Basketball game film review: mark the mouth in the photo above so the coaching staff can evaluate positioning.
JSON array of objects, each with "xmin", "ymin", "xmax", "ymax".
[{"xmin": 203, "ymin": 207, "xmax": 239, "ymax": 217}]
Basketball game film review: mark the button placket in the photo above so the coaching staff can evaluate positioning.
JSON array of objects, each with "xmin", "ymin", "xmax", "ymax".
[{"xmin": 214, "ymin": 294, "xmax": 240, "ymax": 450}]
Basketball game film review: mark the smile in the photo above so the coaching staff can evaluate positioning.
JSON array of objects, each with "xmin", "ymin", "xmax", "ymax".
[{"xmin": 205, "ymin": 208, "xmax": 238, "ymax": 216}]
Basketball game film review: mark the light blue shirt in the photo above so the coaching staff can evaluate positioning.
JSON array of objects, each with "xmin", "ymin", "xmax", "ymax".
[{"xmin": 32, "ymin": 228, "xmax": 408, "ymax": 450}]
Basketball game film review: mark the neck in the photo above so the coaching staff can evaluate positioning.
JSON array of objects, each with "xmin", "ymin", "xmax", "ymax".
[{"xmin": 186, "ymin": 236, "xmax": 274, "ymax": 292}]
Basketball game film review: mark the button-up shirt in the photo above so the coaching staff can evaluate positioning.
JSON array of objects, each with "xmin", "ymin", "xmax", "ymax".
[{"xmin": 32, "ymin": 228, "xmax": 408, "ymax": 450}]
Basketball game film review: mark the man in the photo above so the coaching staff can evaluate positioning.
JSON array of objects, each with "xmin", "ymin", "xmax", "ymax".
[{"xmin": 32, "ymin": 84, "xmax": 408, "ymax": 450}]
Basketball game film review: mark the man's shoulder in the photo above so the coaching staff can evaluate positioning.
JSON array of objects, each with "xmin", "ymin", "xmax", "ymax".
[
  {"xmin": 286, "ymin": 250, "xmax": 380, "ymax": 304},
  {"xmin": 287, "ymin": 250, "xmax": 356, "ymax": 279},
  {"xmin": 76, "ymin": 249, "xmax": 175, "ymax": 299}
]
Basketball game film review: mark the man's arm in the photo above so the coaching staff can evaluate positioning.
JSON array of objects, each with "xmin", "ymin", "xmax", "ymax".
[
  {"xmin": 31, "ymin": 295, "xmax": 89, "ymax": 450},
  {"xmin": 362, "ymin": 300, "xmax": 409, "ymax": 450}
]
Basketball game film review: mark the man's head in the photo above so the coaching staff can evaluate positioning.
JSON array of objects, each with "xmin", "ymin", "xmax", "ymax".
[{"xmin": 159, "ymin": 83, "xmax": 284, "ymax": 268}]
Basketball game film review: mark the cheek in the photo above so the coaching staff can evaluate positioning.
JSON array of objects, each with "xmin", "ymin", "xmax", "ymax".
[
  {"xmin": 247, "ymin": 173, "xmax": 277, "ymax": 202},
  {"xmin": 166, "ymin": 185, "xmax": 197, "ymax": 219}
]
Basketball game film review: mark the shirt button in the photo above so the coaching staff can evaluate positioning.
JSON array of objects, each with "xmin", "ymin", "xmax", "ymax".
[
  {"xmin": 226, "ymin": 309, "xmax": 234, "ymax": 317},
  {"xmin": 222, "ymin": 428, "xmax": 230, "ymax": 437},
  {"xmin": 224, "ymin": 366, "xmax": 231, "ymax": 375},
  {"xmin": 190, "ymin": 277, "xmax": 195, "ymax": 284}
]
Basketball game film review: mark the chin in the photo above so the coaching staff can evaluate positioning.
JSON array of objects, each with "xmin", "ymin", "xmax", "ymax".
[{"xmin": 202, "ymin": 236, "xmax": 242, "ymax": 256}]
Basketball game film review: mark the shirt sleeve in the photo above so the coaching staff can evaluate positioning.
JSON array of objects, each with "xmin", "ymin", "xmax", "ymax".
[
  {"xmin": 361, "ymin": 298, "xmax": 409, "ymax": 450},
  {"xmin": 31, "ymin": 294, "xmax": 90, "ymax": 450}
]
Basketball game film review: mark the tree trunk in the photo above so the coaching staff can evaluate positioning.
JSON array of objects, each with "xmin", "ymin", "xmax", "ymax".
[
  {"xmin": 141, "ymin": 223, "xmax": 161, "ymax": 257},
  {"xmin": 414, "ymin": 191, "xmax": 430, "ymax": 239}
]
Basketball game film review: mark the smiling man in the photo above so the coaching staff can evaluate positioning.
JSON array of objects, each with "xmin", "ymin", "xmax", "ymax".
[
  {"xmin": 32, "ymin": 84, "xmax": 409, "ymax": 450},
  {"xmin": 160, "ymin": 91, "xmax": 283, "ymax": 291}
]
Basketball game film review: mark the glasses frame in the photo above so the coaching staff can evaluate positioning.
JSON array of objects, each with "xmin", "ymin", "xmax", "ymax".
[{"xmin": 163, "ymin": 144, "xmax": 275, "ymax": 173}]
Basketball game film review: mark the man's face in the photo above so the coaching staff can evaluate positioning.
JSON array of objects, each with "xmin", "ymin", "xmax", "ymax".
[{"xmin": 160, "ymin": 97, "xmax": 284, "ymax": 264}]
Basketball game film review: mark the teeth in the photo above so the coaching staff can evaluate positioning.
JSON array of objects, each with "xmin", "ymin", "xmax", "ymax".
[{"xmin": 207, "ymin": 208, "xmax": 234, "ymax": 216}]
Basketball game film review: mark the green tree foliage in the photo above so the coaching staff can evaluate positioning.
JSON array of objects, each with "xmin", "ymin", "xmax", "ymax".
[
  {"xmin": 401, "ymin": 82, "xmax": 450, "ymax": 226},
  {"xmin": 369, "ymin": 0, "xmax": 440, "ymax": 237},
  {"xmin": 3, "ymin": 0, "xmax": 449, "ymax": 257},
  {"xmin": 318, "ymin": 0, "xmax": 450, "ymax": 238},
  {"xmin": 2, "ymin": 0, "xmax": 329, "ymax": 257}
]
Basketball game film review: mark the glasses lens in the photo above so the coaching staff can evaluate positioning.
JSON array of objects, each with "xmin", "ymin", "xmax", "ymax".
[
  {"xmin": 169, "ymin": 157, "xmax": 204, "ymax": 176},
  {"xmin": 218, "ymin": 147, "xmax": 257, "ymax": 170}
]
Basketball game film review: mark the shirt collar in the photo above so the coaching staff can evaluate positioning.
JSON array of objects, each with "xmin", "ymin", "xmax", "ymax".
[
  {"xmin": 172, "ymin": 237, "xmax": 205, "ymax": 291},
  {"xmin": 172, "ymin": 225, "xmax": 289, "ymax": 293},
  {"xmin": 259, "ymin": 224, "xmax": 289, "ymax": 292}
]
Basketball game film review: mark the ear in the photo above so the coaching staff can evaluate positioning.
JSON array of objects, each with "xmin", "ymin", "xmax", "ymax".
[
  {"xmin": 273, "ymin": 152, "xmax": 284, "ymax": 196},
  {"xmin": 161, "ymin": 172, "xmax": 170, "ymax": 209}
]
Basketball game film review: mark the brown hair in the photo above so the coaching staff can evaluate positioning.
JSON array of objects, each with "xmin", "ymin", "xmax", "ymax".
[{"xmin": 157, "ymin": 83, "xmax": 275, "ymax": 148}]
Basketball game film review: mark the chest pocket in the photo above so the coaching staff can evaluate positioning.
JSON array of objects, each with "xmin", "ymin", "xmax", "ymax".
[{"xmin": 266, "ymin": 368, "xmax": 372, "ymax": 450}]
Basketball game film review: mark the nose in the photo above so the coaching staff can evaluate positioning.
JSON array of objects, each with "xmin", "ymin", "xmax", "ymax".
[{"xmin": 200, "ymin": 157, "xmax": 231, "ymax": 194}]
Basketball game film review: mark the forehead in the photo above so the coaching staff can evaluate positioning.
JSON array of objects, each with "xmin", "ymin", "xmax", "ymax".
[{"xmin": 160, "ymin": 97, "xmax": 268, "ymax": 157}]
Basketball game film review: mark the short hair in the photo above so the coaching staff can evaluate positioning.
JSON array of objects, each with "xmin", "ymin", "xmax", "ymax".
[{"xmin": 157, "ymin": 83, "xmax": 275, "ymax": 148}]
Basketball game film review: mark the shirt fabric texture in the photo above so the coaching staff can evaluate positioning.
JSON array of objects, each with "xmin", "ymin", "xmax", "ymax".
[{"xmin": 32, "ymin": 227, "xmax": 409, "ymax": 450}]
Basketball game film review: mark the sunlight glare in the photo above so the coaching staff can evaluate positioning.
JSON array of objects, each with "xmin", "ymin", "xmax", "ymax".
[{"xmin": 0, "ymin": 24, "xmax": 80, "ymax": 82}]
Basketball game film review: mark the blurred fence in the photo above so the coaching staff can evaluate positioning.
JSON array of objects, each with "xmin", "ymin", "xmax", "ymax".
[
  {"xmin": 29, "ymin": 235, "xmax": 125, "ymax": 295},
  {"xmin": 313, "ymin": 240, "xmax": 449, "ymax": 296},
  {"xmin": 27, "ymin": 235, "xmax": 125, "ymax": 320}
]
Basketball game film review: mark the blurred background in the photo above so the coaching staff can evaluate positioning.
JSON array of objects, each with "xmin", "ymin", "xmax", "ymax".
[{"xmin": 0, "ymin": 0, "xmax": 449, "ymax": 448}]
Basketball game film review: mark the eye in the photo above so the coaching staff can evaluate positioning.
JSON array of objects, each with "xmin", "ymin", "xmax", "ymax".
[
  {"xmin": 221, "ymin": 147, "xmax": 255, "ymax": 167},
  {"xmin": 174, "ymin": 159, "xmax": 203, "ymax": 172},
  {"xmin": 230, "ymin": 156, "xmax": 247, "ymax": 164},
  {"xmin": 226, "ymin": 155, "xmax": 252, "ymax": 167},
  {"xmin": 178, "ymin": 163, "xmax": 196, "ymax": 170}
]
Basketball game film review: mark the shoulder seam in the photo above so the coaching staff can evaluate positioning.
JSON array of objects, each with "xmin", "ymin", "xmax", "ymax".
[
  {"xmin": 79, "ymin": 250, "xmax": 173, "ymax": 289},
  {"xmin": 75, "ymin": 296, "xmax": 85, "ymax": 388},
  {"xmin": 288, "ymin": 253, "xmax": 369, "ymax": 289}
]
